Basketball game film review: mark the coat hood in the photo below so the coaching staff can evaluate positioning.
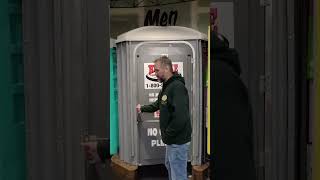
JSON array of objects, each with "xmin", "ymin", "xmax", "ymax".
[
  {"xmin": 164, "ymin": 72, "xmax": 185, "ymax": 87},
  {"xmin": 211, "ymin": 31, "xmax": 242, "ymax": 75}
]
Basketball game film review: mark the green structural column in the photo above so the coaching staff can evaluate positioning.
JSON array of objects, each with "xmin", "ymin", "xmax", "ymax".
[
  {"xmin": 110, "ymin": 48, "xmax": 119, "ymax": 155},
  {"xmin": 0, "ymin": 0, "xmax": 26, "ymax": 180}
]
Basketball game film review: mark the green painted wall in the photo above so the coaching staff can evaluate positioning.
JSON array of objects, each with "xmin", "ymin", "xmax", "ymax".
[{"xmin": 110, "ymin": 48, "xmax": 119, "ymax": 155}]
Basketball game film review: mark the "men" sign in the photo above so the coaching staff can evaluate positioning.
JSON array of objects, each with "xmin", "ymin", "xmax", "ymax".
[{"xmin": 144, "ymin": 9, "xmax": 178, "ymax": 26}]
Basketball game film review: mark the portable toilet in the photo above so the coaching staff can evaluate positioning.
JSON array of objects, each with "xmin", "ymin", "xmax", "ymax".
[{"xmin": 116, "ymin": 26, "xmax": 207, "ymax": 166}]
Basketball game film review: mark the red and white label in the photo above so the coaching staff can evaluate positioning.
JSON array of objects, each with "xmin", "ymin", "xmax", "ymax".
[{"xmin": 144, "ymin": 62, "xmax": 183, "ymax": 89}]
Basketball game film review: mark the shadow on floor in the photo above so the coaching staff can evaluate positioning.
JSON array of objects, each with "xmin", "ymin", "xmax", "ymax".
[
  {"xmin": 87, "ymin": 159, "xmax": 194, "ymax": 180},
  {"xmin": 138, "ymin": 163, "xmax": 169, "ymax": 180}
]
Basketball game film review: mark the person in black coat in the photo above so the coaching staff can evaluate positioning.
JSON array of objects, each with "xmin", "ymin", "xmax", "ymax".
[{"xmin": 210, "ymin": 32, "xmax": 256, "ymax": 180}]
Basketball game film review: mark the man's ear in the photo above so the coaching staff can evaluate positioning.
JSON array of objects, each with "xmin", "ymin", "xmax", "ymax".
[{"xmin": 164, "ymin": 65, "xmax": 169, "ymax": 71}]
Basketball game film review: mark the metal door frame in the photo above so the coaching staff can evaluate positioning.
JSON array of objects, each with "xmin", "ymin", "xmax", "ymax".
[{"xmin": 264, "ymin": 0, "xmax": 298, "ymax": 179}]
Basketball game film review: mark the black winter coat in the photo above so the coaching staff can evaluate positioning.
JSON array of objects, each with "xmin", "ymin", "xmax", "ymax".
[{"xmin": 211, "ymin": 32, "xmax": 256, "ymax": 180}]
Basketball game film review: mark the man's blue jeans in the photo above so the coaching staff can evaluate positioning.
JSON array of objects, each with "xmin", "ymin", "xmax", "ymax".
[{"xmin": 165, "ymin": 142, "xmax": 190, "ymax": 180}]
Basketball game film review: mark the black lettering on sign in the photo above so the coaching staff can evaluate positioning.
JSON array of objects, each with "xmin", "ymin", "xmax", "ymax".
[
  {"xmin": 168, "ymin": 11, "xmax": 178, "ymax": 26},
  {"xmin": 145, "ymin": 9, "xmax": 160, "ymax": 26},
  {"xmin": 160, "ymin": 13, "xmax": 168, "ymax": 26},
  {"xmin": 144, "ymin": 9, "xmax": 178, "ymax": 26}
]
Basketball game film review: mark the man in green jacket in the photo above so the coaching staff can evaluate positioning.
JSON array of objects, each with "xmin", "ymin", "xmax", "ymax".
[{"xmin": 136, "ymin": 56, "xmax": 192, "ymax": 180}]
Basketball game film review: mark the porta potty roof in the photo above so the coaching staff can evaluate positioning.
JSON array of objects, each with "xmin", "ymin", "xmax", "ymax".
[{"xmin": 115, "ymin": 26, "xmax": 208, "ymax": 43}]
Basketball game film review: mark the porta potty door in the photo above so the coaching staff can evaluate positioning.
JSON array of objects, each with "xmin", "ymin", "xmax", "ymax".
[{"xmin": 135, "ymin": 42, "xmax": 193, "ymax": 165}]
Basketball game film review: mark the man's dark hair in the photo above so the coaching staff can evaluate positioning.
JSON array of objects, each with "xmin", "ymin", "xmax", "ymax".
[{"xmin": 154, "ymin": 56, "xmax": 173, "ymax": 72}]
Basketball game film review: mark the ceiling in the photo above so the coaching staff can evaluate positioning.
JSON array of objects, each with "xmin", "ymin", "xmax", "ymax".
[{"xmin": 110, "ymin": 0, "xmax": 195, "ymax": 8}]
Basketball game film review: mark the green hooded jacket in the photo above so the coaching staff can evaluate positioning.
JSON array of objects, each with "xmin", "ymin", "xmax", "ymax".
[{"xmin": 141, "ymin": 73, "xmax": 192, "ymax": 145}]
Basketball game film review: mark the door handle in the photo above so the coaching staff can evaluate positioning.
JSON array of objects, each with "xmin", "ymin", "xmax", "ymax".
[{"xmin": 137, "ymin": 113, "xmax": 143, "ymax": 124}]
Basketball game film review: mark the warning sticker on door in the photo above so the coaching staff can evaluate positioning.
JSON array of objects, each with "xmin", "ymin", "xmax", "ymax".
[
  {"xmin": 147, "ymin": 127, "xmax": 166, "ymax": 147},
  {"xmin": 144, "ymin": 62, "xmax": 183, "ymax": 89}
]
